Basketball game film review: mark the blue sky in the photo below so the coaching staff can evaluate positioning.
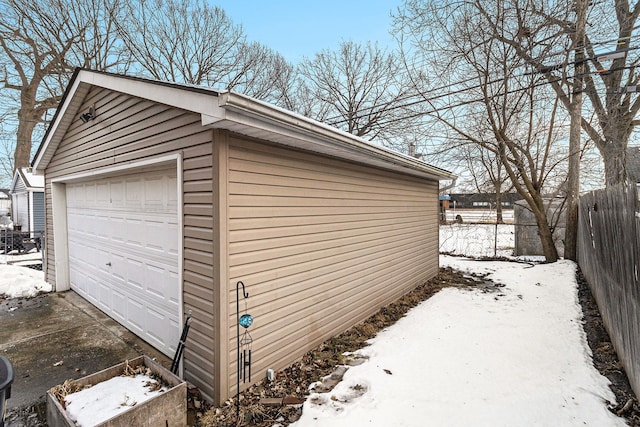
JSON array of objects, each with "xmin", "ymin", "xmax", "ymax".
[{"xmin": 212, "ymin": 1, "xmax": 403, "ymax": 63}]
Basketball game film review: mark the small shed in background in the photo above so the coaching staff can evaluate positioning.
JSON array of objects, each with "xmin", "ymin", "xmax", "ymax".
[
  {"xmin": 10, "ymin": 168, "xmax": 45, "ymax": 234},
  {"xmin": 513, "ymin": 199, "xmax": 565, "ymax": 257}
]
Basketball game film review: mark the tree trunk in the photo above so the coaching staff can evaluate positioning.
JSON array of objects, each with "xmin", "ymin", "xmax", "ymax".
[
  {"xmin": 564, "ymin": 0, "xmax": 588, "ymax": 262},
  {"xmin": 602, "ymin": 140, "xmax": 628, "ymax": 186},
  {"xmin": 14, "ymin": 109, "xmax": 38, "ymax": 171},
  {"xmin": 564, "ymin": 98, "xmax": 580, "ymax": 260},
  {"xmin": 495, "ymin": 192, "xmax": 504, "ymax": 224},
  {"xmin": 537, "ymin": 218, "xmax": 559, "ymax": 263},
  {"xmin": 529, "ymin": 201, "xmax": 559, "ymax": 262},
  {"xmin": 531, "ymin": 194, "xmax": 559, "ymax": 263}
]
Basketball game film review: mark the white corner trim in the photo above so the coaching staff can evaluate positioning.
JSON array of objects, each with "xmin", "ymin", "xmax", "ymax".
[
  {"xmin": 51, "ymin": 182, "xmax": 70, "ymax": 291},
  {"xmin": 28, "ymin": 191, "xmax": 34, "ymax": 233},
  {"xmin": 175, "ymin": 150, "xmax": 185, "ymax": 377},
  {"xmin": 33, "ymin": 76, "xmax": 84, "ymax": 173}
]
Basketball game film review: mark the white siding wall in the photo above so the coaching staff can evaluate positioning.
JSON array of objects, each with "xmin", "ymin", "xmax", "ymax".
[{"xmin": 12, "ymin": 193, "xmax": 29, "ymax": 231}]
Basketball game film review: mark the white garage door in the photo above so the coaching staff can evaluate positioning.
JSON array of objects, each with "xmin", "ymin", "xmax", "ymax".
[{"xmin": 66, "ymin": 168, "xmax": 180, "ymax": 357}]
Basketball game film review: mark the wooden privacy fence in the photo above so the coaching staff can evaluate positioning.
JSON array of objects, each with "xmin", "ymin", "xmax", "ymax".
[{"xmin": 577, "ymin": 184, "xmax": 640, "ymax": 398}]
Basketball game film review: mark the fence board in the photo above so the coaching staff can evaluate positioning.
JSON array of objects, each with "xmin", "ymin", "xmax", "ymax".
[{"xmin": 577, "ymin": 184, "xmax": 640, "ymax": 398}]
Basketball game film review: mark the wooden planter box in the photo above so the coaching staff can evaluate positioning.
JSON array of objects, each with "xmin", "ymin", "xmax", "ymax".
[{"xmin": 47, "ymin": 355, "xmax": 186, "ymax": 427}]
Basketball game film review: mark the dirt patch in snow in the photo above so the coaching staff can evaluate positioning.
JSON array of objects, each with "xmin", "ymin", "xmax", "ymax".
[
  {"xmin": 198, "ymin": 267, "xmax": 508, "ymax": 427},
  {"xmin": 577, "ymin": 268, "xmax": 640, "ymax": 426},
  {"xmin": 199, "ymin": 264, "xmax": 639, "ymax": 427},
  {"xmin": 5, "ymin": 264, "xmax": 636, "ymax": 426}
]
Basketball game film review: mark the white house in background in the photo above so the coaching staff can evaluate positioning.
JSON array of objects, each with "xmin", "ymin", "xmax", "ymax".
[
  {"xmin": 0, "ymin": 189, "xmax": 10, "ymax": 216},
  {"xmin": 10, "ymin": 168, "xmax": 45, "ymax": 233}
]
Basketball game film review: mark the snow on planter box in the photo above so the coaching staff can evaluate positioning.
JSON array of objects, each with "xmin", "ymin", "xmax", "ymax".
[{"xmin": 46, "ymin": 355, "xmax": 186, "ymax": 427}]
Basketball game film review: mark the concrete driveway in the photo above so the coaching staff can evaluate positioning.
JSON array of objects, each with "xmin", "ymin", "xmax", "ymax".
[{"xmin": 0, "ymin": 291, "xmax": 170, "ymax": 426}]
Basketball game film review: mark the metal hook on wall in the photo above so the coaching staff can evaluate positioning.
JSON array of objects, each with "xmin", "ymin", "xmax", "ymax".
[{"xmin": 236, "ymin": 280, "xmax": 253, "ymax": 422}]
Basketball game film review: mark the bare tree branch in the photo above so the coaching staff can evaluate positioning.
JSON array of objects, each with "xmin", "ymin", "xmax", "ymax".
[{"xmin": 0, "ymin": 0, "xmax": 129, "ymax": 170}]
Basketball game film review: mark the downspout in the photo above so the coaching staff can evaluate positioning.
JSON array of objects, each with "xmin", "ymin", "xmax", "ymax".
[
  {"xmin": 440, "ymin": 177, "xmax": 457, "ymax": 194},
  {"xmin": 439, "ymin": 178, "xmax": 457, "ymax": 223}
]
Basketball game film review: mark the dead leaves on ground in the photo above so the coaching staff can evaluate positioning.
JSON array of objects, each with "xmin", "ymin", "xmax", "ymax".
[{"xmin": 200, "ymin": 267, "xmax": 481, "ymax": 427}]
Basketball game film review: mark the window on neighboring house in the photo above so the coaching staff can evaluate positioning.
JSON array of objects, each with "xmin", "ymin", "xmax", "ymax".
[
  {"xmin": 472, "ymin": 201, "xmax": 490, "ymax": 207},
  {"xmin": 501, "ymin": 201, "xmax": 511, "ymax": 207}
]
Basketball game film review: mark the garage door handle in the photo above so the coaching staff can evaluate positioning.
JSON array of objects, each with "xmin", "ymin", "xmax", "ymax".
[{"xmin": 106, "ymin": 262, "xmax": 112, "ymax": 267}]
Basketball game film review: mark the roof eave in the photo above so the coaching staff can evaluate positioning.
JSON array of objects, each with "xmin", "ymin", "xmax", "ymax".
[
  {"xmin": 34, "ymin": 70, "xmax": 454, "ymax": 182},
  {"xmin": 33, "ymin": 69, "xmax": 225, "ymax": 173},
  {"xmin": 213, "ymin": 92, "xmax": 454, "ymax": 181}
]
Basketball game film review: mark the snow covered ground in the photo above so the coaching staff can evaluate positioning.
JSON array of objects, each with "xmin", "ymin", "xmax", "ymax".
[
  {"xmin": 64, "ymin": 374, "xmax": 167, "ymax": 426},
  {"xmin": 0, "ymin": 225, "xmax": 625, "ymax": 426},
  {"xmin": 0, "ymin": 259, "xmax": 50, "ymax": 299},
  {"xmin": 292, "ymin": 256, "xmax": 624, "ymax": 427}
]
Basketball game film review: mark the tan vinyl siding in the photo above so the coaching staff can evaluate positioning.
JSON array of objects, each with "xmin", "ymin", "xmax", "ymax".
[
  {"xmin": 225, "ymin": 137, "xmax": 439, "ymax": 395},
  {"xmin": 181, "ymin": 141, "xmax": 216, "ymax": 403},
  {"xmin": 39, "ymin": 73, "xmax": 449, "ymax": 406},
  {"xmin": 43, "ymin": 87, "xmax": 217, "ymax": 402}
]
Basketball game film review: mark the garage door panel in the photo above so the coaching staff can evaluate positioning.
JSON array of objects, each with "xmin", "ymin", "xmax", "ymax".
[
  {"xmin": 128, "ymin": 259, "xmax": 145, "ymax": 289},
  {"xmin": 110, "ymin": 182, "xmax": 124, "ymax": 205},
  {"xmin": 125, "ymin": 179, "xmax": 142, "ymax": 204},
  {"xmin": 98, "ymin": 283, "xmax": 112, "ymax": 310},
  {"xmin": 145, "ymin": 177, "xmax": 164, "ymax": 205},
  {"xmin": 112, "ymin": 293, "xmax": 126, "ymax": 320},
  {"xmin": 67, "ymin": 168, "xmax": 180, "ymax": 357},
  {"xmin": 86, "ymin": 275, "xmax": 99, "ymax": 303},
  {"xmin": 69, "ymin": 269, "xmax": 85, "ymax": 295},
  {"xmin": 125, "ymin": 219, "xmax": 144, "ymax": 247},
  {"xmin": 96, "ymin": 182, "xmax": 109, "ymax": 203},
  {"xmin": 146, "ymin": 220, "xmax": 173, "ymax": 252},
  {"xmin": 127, "ymin": 299, "xmax": 145, "ymax": 332},
  {"xmin": 87, "ymin": 183, "xmax": 98, "ymax": 203},
  {"xmin": 95, "ymin": 215, "xmax": 111, "ymax": 238}
]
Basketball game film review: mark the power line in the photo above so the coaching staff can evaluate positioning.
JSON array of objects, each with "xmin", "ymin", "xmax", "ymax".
[
  {"xmin": 315, "ymin": 28, "xmax": 640, "ymax": 125},
  {"xmin": 325, "ymin": 46, "xmax": 640, "ymax": 129},
  {"xmin": 362, "ymin": 63, "xmax": 639, "ymax": 132}
]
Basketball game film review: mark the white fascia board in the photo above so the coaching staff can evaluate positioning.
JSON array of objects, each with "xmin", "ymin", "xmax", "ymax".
[
  {"xmin": 9, "ymin": 171, "xmax": 20, "ymax": 193},
  {"xmin": 33, "ymin": 70, "xmax": 226, "ymax": 173},
  {"xmin": 80, "ymin": 71, "xmax": 225, "ymax": 122},
  {"xmin": 217, "ymin": 92, "xmax": 455, "ymax": 180},
  {"xmin": 32, "ymin": 76, "xmax": 84, "ymax": 173}
]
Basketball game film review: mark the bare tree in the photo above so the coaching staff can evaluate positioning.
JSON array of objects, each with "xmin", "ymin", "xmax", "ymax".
[
  {"xmin": 395, "ymin": 0, "xmax": 574, "ymax": 262},
  {"xmin": 0, "ymin": 110, "xmax": 14, "ymax": 187},
  {"xmin": 298, "ymin": 41, "xmax": 418, "ymax": 145},
  {"xmin": 403, "ymin": 0, "xmax": 636, "ymax": 260},
  {"xmin": 472, "ymin": 0, "xmax": 640, "ymax": 187},
  {"xmin": 222, "ymin": 41, "xmax": 298, "ymax": 107},
  {"xmin": 119, "ymin": 0, "xmax": 244, "ymax": 86},
  {"xmin": 0, "ymin": 0, "xmax": 129, "ymax": 171},
  {"xmin": 0, "ymin": 141, "xmax": 14, "ymax": 188},
  {"xmin": 119, "ymin": 0, "xmax": 297, "ymax": 105},
  {"xmin": 460, "ymin": 144, "xmax": 513, "ymax": 223}
]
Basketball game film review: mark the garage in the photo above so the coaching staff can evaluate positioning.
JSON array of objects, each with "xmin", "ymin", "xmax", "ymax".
[
  {"xmin": 33, "ymin": 69, "xmax": 454, "ymax": 403},
  {"xmin": 65, "ymin": 168, "xmax": 180, "ymax": 357}
]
